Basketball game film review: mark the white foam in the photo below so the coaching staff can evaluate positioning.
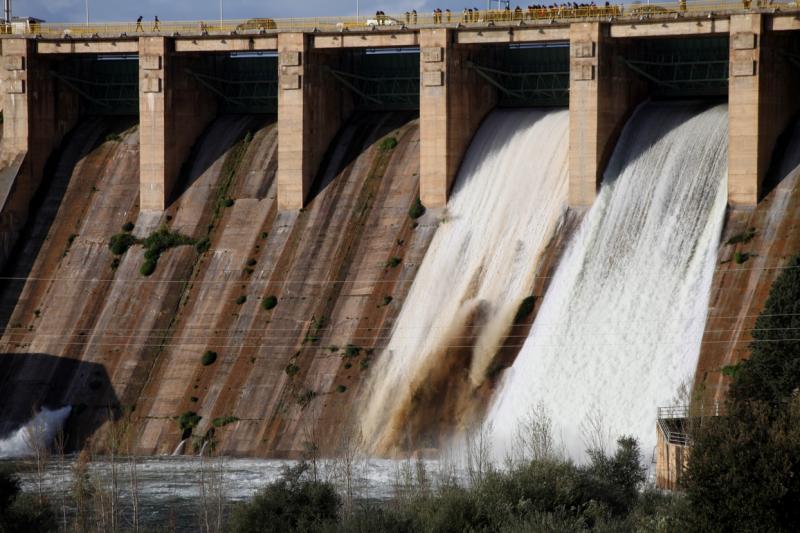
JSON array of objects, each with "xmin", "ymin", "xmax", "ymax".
[{"xmin": 0, "ymin": 406, "xmax": 72, "ymax": 458}]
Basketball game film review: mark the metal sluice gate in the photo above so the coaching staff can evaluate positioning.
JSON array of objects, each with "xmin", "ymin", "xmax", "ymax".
[
  {"xmin": 467, "ymin": 44, "xmax": 570, "ymax": 107},
  {"xmin": 187, "ymin": 55, "xmax": 278, "ymax": 114},
  {"xmin": 49, "ymin": 56, "xmax": 138, "ymax": 115},
  {"xmin": 622, "ymin": 37, "xmax": 730, "ymax": 97},
  {"xmin": 324, "ymin": 49, "xmax": 420, "ymax": 111}
]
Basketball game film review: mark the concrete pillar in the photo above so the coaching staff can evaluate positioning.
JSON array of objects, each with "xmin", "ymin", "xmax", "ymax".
[
  {"xmin": 139, "ymin": 37, "xmax": 217, "ymax": 211},
  {"xmin": 568, "ymin": 23, "xmax": 646, "ymax": 206},
  {"xmin": 728, "ymin": 15, "xmax": 800, "ymax": 206},
  {"xmin": 419, "ymin": 29, "xmax": 496, "ymax": 208},
  {"xmin": 0, "ymin": 38, "xmax": 78, "ymax": 267},
  {"xmin": 277, "ymin": 33, "xmax": 351, "ymax": 210}
]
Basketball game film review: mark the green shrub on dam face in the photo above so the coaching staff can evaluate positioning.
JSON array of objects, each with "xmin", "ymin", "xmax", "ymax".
[
  {"xmin": 201, "ymin": 351, "xmax": 217, "ymax": 366},
  {"xmin": 109, "ymin": 232, "xmax": 138, "ymax": 255},
  {"xmin": 379, "ymin": 136, "xmax": 398, "ymax": 152},
  {"xmin": 261, "ymin": 295, "xmax": 278, "ymax": 310}
]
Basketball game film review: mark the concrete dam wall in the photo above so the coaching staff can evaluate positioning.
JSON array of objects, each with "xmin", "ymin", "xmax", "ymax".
[{"xmin": 0, "ymin": 7, "xmax": 799, "ymax": 474}]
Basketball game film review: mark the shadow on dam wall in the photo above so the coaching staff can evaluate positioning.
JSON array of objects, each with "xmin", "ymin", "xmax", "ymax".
[
  {"xmin": 0, "ymin": 353, "xmax": 120, "ymax": 450},
  {"xmin": 0, "ymin": 118, "xmax": 136, "ymax": 332}
]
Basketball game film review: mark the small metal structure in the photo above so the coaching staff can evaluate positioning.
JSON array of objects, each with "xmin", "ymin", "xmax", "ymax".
[
  {"xmin": 325, "ymin": 50, "xmax": 419, "ymax": 110},
  {"xmin": 467, "ymin": 44, "xmax": 569, "ymax": 107},
  {"xmin": 187, "ymin": 56, "xmax": 278, "ymax": 114},
  {"xmin": 623, "ymin": 37, "xmax": 729, "ymax": 97},
  {"xmin": 50, "ymin": 56, "xmax": 138, "ymax": 115}
]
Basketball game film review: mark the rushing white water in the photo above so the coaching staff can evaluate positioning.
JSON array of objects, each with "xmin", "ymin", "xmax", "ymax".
[
  {"xmin": 487, "ymin": 102, "xmax": 728, "ymax": 460},
  {"xmin": 361, "ymin": 109, "xmax": 570, "ymax": 449},
  {"xmin": 0, "ymin": 406, "xmax": 72, "ymax": 458}
]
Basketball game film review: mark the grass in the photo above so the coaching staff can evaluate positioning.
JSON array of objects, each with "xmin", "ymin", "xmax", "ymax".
[
  {"xmin": 408, "ymin": 197, "xmax": 426, "ymax": 220},
  {"xmin": 726, "ymin": 227, "xmax": 757, "ymax": 246},
  {"xmin": 262, "ymin": 295, "xmax": 278, "ymax": 311},
  {"xmin": 285, "ymin": 363, "xmax": 300, "ymax": 377},
  {"xmin": 734, "ymin": 251, "xmax": 750, "ymax": 265},
  {"xmin": 212, "ymin": 416, "xmax": 239, "ymax": 428},
  {"xmin": 201, "ymin": 350, "xmax": 218, "ymax": 366},
  {"xmin": 178, "ymin": 411, "xmax": 202, "ymax": 432},
  {"xmin": 386, "ymin": 256, "xmax": 402, "ymax": 269},
  {"xmin": 379, "ymin": 136, "xmax": 398, "ymax": 152},
  {"xmin": 514, "ymin": 295, "xmax": 537, "ymax": 323}
]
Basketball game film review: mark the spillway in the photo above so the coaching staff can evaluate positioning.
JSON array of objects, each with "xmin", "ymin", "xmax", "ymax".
[
  {"xmin": 361, "ymin": 109, "xmax": 570, "ymax": 451},
  {"xmin": 487, "ymin": 102, "xmax": 728, "ymax": 460}
]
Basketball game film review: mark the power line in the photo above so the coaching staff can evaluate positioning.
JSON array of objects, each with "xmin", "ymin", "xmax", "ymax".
[{"xmin": 0, "ymin": 264, "xmax": 796, "ymax": 285}]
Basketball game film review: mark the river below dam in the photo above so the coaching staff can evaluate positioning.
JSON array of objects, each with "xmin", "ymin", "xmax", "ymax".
[{"xmin": 2, "ymin": 455, "xmax": 446, "ymax": 531}]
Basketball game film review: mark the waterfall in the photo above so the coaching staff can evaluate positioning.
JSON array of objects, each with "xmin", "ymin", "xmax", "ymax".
[
  {"xmin": 0, "ymin": 406, "xmax": 72, "ymax": 458},
  {"xmin": 172, "ymin": 439, "xmax": 188, "ymax": 456},
  {"xmin": 487, "ymin": 102, "xmax": 728, "ymax": 460},
  {"xmin": 361, "ymin": 109, "xmax": 570, "ymax": 451}
]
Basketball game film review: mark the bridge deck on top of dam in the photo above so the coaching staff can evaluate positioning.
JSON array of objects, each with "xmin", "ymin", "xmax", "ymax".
[{"xmin": 6, "ymin": 1, "xmax": 800, "ymax": 53}]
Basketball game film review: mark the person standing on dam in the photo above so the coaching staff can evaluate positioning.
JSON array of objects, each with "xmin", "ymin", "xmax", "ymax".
[
  {"xmin": 153, "ymin": 15, "xmax": 160, "ymax": 32},
  {"xmin": 135, "ymin": 15, "xmax": 143, "ymax": 32}
]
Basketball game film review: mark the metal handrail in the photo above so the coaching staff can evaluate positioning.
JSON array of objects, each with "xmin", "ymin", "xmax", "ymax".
[{"xmin": 3, "ymin": 1, "xmax": 798, "ymax": 39}]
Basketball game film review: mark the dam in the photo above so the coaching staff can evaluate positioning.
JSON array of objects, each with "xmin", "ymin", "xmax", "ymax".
[{"xmin": 1, "ymin": 0, "xmax": 800, "ymax": 501}]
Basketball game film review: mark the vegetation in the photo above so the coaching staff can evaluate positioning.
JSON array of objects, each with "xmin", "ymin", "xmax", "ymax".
[
  {"xmin": 379, "ymin": 136, "xmax": 398, "ymax": 152},
  {"xmin": 304, "ymin": 316, "xmax": 326, "ymax": 344},
  {"xmin": 726, "ymin": 226, "xmax": 757, "ymax": 245},
  {"xmin": 381, "ymin": 295, "xmax": 393, "ymax": 307},
  {"xmin": 211, "ymin": 416, "xmax": 239, "ymax": 428},
  {"xmin": 121, "ymin": 221, "xmax": 135, "ymax": 232},
  {"xmin": 246, "ymin": 258, "xmax": 257, "ymax": 267},
  {"xmin": 178, "ymin": 411, "xmax": 201, "ymax": 432},
  {"xmin": 262, "ymin": 296, "xmax": 278, "ymax": 311},
  {"xmin": 285, "ymin": 363, "xmax": 300, "ymax": 377},
  {"xmin": 733, "ymin": 250, "xmax": 750, "ymax": 264},
  {"xmin": 105, "ymin": 132, "xmax": 122, "ymax": 143},
  {"xmin": 109, "ymin": 232, "xmax": 137, "ymax": 255},
  {"xmin": 386, "ymin": 256, "xmax": 402, "ymax": 268},
  {"xmin": 408, "ymin": 197, "xmax": 426, "ymax": 220},
  {"xmin": 195, "ymin": 237, "xmax": 211, "ymax": 254},
  {"xmin": 236, "ymin": 295, "xmax": 247, "ymax": 305},
  {"xmin": 201, "ymin": 350, "xmax": 218, "ymax": 366},
  {"xmin": 344, "ymin": 344, "xmax": 361, "ymax": 358},
  {"xmin": 139, "ymin": 258, "xmax": 156, "ymax": 277},
  {"xmin": 228, "ymin": 463, "xmax": 340, "ymax": 533},
  {"xmin": 336, "ymin": 385, "xmax": 347, "ymax": 393},
  {"xmin": 683, "ymin": 254, "xmax": 800, "ymax": 532},
  {"xmin": 0, "ymin": 470, "xmax": 57, "ymax": 532}
]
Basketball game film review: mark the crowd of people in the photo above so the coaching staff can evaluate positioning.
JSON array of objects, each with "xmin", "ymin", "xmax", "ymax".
[{"xmin": 393, "ymin": 2, "xmax": 623, "ymax": 26}]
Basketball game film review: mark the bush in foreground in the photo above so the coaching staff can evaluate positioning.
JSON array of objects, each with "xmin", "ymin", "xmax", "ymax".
[{"xmin": 228, "ymin": 463, "xmax": 339, "ymax": 533}]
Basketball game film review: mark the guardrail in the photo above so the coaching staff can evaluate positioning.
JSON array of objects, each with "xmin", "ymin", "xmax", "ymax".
[
  {"xmin": 2, "ymin": 1, "xmax": 798, "ymax": 39},
  {"xmin": 656, "ymin": 402, "xmax": 723, "ymax": 446}
]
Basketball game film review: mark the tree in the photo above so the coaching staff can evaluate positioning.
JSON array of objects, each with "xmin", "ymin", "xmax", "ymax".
[
  {"xmin": 227, "ymin": 463, "xmax": 340, "ymax": 533},
  {"xmin": 685, "ymin": 254, "xmax": 800, "ymax": 532}
]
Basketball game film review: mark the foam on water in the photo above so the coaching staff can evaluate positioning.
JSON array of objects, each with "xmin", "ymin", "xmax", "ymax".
[
  {"xmin": 487, "ymin": 102, "xmax": 728, "ymax": 460},
  {"xmin": 0, "ymin": 406, "xmax": 72, "ymax": 458},
  {"xmin": 361, "ymin": 109, "xmax": 570, "ymax": 449}
]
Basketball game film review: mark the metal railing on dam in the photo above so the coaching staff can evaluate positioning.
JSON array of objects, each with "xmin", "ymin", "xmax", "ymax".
[{"xmin": 3, "ymin": 1, "xmax": 798, "ymax": 38}]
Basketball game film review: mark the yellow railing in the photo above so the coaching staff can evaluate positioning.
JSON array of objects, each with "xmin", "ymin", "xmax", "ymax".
[{"xmin": 3, "ymin": 1, "xmax": 797, "ymax": 38}]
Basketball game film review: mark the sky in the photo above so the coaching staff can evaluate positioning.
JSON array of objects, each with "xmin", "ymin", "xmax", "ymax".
[{"xmin": 15, "ymin": 0, "xmax": 515, "ymax": 23}]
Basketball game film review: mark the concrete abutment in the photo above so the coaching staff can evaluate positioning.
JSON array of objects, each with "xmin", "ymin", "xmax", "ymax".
[
  {"xmin": 139, "ymin": 37, "xmax": 217, "ymax": 211},
  {"xmin": 0, "ymin": 38, "xmax": 79, "ymax": 268},
  {"xmin": 276, "ymin": 33, "xmax": 352, "ymax": 210}
]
